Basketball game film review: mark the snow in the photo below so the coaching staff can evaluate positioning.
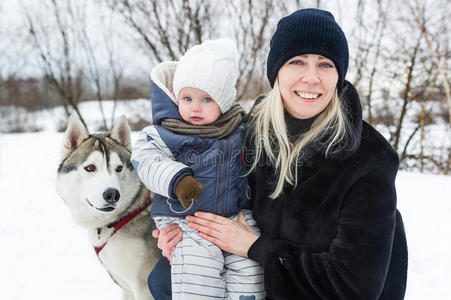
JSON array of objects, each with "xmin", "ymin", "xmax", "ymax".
[
  {"xmin": 1, "ymin": 113, "xmax": 450, "ymax": 299},
  {"xmin": 0, "ymin": 132, "xmax": 122, "ymax": 299}
]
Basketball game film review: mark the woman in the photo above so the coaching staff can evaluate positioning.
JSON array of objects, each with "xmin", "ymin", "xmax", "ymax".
[{"xmin": 150, "ymin": 8, "xmax": 408, "ymax": 299}]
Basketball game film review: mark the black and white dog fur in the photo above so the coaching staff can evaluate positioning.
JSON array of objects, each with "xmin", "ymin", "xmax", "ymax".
[{"xmin": 56, "ymin": 115, "xmax": 160, "ymax": 300}]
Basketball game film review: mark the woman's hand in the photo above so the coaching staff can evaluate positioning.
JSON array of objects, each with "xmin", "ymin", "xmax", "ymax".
[
  {"xmin": 152, "ymin": 224, "xmax": 183, "ymax": 264},
  {"xmin": 186, "ymin": 210, "xmax": 259, "ymax": 258}
]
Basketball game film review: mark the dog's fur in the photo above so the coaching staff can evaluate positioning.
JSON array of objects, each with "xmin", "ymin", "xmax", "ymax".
[{"xmin": 56, "ymin": 115, "xmax": 160, "ymax": 300}]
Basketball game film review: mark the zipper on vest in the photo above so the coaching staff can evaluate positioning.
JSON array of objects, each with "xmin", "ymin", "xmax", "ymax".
[{"xmin": 216, "ymin": 139, "xmax": 230, "ymax": 215}]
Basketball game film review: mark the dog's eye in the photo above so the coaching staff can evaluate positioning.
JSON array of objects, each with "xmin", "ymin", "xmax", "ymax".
[
  {"xmin": 115, "ymin": 166, "xmax": 123, "ymax": 173},
  {"xmin": 84, "ymin": 165, "xmax": 96, "ymax": 172}
]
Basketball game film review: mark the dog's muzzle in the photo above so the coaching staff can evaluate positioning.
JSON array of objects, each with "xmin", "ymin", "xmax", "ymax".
[{"xmin": 85, "ymin": 200, "xmax": 114, "ymax": 213}]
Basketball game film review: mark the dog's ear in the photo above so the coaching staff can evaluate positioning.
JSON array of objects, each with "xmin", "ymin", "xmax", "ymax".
[
  {"xmin": 110, "ymin": 116, "xmax": 132, "ymax": 151},
  {"xmin": 62, "ymin": 114, "xmax": 89, "ymax": 157}
]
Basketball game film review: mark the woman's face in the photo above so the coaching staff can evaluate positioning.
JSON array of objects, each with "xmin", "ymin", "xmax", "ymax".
[{"xmin": 278, "ymin": 54, "xmax": 338, "ymax": 119}]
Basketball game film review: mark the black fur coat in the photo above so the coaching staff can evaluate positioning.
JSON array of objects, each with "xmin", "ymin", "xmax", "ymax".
[{"xmin": 246, "ymin": 82, "xmax": 408, "ymax": 299}]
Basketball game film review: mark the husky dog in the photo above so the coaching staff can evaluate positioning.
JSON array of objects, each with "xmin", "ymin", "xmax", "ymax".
[{"xmin": 56, "ymin": 115, "xmax": 160, "ymax": 300}]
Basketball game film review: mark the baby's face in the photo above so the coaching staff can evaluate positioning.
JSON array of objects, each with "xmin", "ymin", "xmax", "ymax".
[{"xmin": 178, "ymin": 87, "xmax": 221, "ymax": 125}]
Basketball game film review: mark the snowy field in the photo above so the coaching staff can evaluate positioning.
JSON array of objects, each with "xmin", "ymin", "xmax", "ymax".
[
  {"xmin": 0, "ymin": 101, "xmax": 450, "ymax": 299},
  {"xmin": 1, "ymin": 132, "xmax": 450, "ymax": 299}
]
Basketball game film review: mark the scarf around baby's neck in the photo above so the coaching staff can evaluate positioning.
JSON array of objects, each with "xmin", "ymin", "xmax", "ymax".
[{"xmin": 160, "ymin": 104, "xmax": 245, "ymax": 139}]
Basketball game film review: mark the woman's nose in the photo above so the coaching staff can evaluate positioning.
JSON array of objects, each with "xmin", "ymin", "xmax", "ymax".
[{"xmin": 301, "ymin": 66, "xmax": 321, "ymax": 84}]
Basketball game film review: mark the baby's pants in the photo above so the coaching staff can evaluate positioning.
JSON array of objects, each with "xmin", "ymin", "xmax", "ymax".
[{"xmin": 154, "ymin": 210, "xmax": 265, "ymax": 300}]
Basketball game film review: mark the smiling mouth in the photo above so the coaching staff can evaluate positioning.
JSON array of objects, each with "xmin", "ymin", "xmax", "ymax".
[
  {"xmin": 86, "ymin": 199, "xmax": 116, "ymax": 212},
  {"xmin": 294, "ymin": 91, "xmax": 322, "ymax": 101}
]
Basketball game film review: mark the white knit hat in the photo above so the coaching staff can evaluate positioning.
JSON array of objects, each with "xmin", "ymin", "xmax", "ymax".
[{"xmin": 173, "ymin": 38, "xmax": 238, "ymax": 113}]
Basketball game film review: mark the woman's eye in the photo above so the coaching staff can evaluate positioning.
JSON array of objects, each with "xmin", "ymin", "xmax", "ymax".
[
  {"xmin": 289, "ymin": 60, "xmax": 302, "ymax": 65},
  {"xmin": 84, "ymin": 164, "xmax": 96, "ymax": 172},
  {"xmin": 203, "ymin": 97, "xmax": 212, "ymax": 103},
  {"xmin": 320, "ymin": 62, "xmax": 334, "ymax": 68},
  {"xmin": 115, "ymin": 166, "xmax": 123, "ymax": 173}
]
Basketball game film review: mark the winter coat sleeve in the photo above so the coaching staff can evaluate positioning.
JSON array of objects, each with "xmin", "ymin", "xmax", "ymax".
[
  {"xmin": 248, "ymin": 150, "xmax": 399, "ymax": 299},
  {"xmin": 130, "ymin": 125, "xmax": 193, "ymax": 198}
]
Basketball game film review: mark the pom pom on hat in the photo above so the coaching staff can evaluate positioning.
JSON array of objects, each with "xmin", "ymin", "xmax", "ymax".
[{"xmin": 173, "ymin": 38, "xmax": 239, "ymax": 113}]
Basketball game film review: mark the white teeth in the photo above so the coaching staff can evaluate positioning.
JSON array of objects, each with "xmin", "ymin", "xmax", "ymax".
[{"xmin": 295, "ymin": 92, "xmax": 320, "ymax": 99}]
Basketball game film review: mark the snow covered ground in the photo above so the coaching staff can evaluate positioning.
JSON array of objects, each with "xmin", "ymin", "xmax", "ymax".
[
  {"xmin": 0, "ymin": 101, "xmax": 450, "ymax": 299},
  {"xmin": 1, "ymin": 131, "xmax": 450, "ymax": 299}
]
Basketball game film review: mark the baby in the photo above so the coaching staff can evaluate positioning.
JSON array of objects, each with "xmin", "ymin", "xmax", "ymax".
[{"xmin": 131, "ymin": 38, "xmax": 265, "ymax": 300}]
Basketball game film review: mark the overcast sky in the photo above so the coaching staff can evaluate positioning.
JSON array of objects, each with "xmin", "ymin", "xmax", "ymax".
[
  {"xmin": 0, "ymin": 0, "xmax": 448, "ymax": 81},
  {"xmin": 0, "ymin": 0, "xmax": 363, "ymax": 78}
]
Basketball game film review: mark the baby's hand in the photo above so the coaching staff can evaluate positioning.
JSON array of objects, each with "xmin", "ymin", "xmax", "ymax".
[{"xmin": 174, "ymin": 175, "xmax": 204, "ymax": 208}]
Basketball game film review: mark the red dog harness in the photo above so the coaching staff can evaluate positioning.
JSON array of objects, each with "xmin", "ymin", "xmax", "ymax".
[{"xmin": 93, "ymin": 191, "xmax": 153, "ymax": 287}]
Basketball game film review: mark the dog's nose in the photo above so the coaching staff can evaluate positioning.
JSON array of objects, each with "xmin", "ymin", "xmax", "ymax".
[{"xmin": 103, "ymin": 188, "xmax": 120, "ymax": 204}]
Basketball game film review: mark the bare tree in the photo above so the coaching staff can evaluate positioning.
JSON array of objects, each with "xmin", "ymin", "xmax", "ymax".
[
  {"xmin": 344, "ymin": 0, "xmax": 449, "ymax": 173},
  {"xmin": 226, "ymin": 0, "xmax": 281, "ymax": 99},
  {"xmin": 76, "ymin": 1, "xmax": 129, "ymax": 130},
  {"xmin": 21, "ymin": 0, "xmax": 87, "ymax": 127},
  {"xmin": 0, "ymin": 4, "xmax": 11, "ymax": 106},
  {"xmin": 414, "ymin": 0, "xmax": 451, "ymax": 126},
  {"xmin": 5, "ymin": 0, "xmax": 449, "ymax": 174},
  {"xmin": 107, "ymin": 0, "xmax": 312, "ymax": 100},
  {"xmin": 364, "ymin": 0, "xmax": 391, "ymax": 124},
  {"xmin": 99, "ymin": 3, "xmax": 126, "ymax": 128},
  {"xmin": 350, "ymin": 0, "xmax": 371, "ymax": 88},
  {"xmin": 349, "ymin": 0, "xmax": 391, "ymax": 124},
  {"xmin": 383, "ymin": 0, "xmax": 450, "ymax": 172},
  {"xmin": 77, "ymin": 1, "xmax": 109, "ymax": 130},
  {"xmin": 107, "ymin": 0, "xmax": 217, "ymax": 63},
  {"xmin": 392, "ymin": 35, "xmax": 422, "ymax": 153}
]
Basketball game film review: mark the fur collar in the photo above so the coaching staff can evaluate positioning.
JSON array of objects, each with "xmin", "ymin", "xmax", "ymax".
[
  {"xmin": 316, "ymin": 81, "xmax": 362, "ymax": 161},
  {"xmin": 150, "ymin": 61, "xmax": 184, "ymax": 124}
]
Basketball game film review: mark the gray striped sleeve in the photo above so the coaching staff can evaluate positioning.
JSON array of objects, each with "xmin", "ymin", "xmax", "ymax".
[{"xmin": 131, "ymin": 126, "xmax": 188, "ymax": 198}]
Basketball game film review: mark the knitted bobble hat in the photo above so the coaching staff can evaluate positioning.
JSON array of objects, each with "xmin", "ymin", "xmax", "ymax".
[
  {"xmin": 267, "ymin": 8, "xmax": 349, "ymax": 94},
  {"xmin": 173, "ymin": 38, "xmax": 239, "ymax": 113}
]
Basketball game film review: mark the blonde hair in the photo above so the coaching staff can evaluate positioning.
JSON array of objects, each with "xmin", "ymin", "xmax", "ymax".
[{"xmin": 247, "ymin": 79, "xmax": 352, "ymax": 199}]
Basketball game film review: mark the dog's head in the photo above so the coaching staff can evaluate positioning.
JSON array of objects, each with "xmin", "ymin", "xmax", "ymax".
[{"xmin": 56, "ymin": 115, "xmax": 142, "ymax": 227}]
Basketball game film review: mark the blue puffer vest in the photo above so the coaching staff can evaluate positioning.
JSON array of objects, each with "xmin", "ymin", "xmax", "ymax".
[{"xmin": 150, "ymin": 62, "xmax": 250, "ymax": 218}]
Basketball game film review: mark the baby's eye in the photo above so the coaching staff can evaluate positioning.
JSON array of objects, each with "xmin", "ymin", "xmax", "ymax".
[
  {"xmin": 183, "ymin": 96, "xmax": 192, "ymax": 101},
  {"xmin": 203, "ymin": 97, "xmax": 213, "ymax": 103}
]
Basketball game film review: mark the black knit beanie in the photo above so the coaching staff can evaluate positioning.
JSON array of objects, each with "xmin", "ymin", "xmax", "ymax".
[{"xmin": 267, "ymin": 9, "xmax": 349, "ymax": 94}]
